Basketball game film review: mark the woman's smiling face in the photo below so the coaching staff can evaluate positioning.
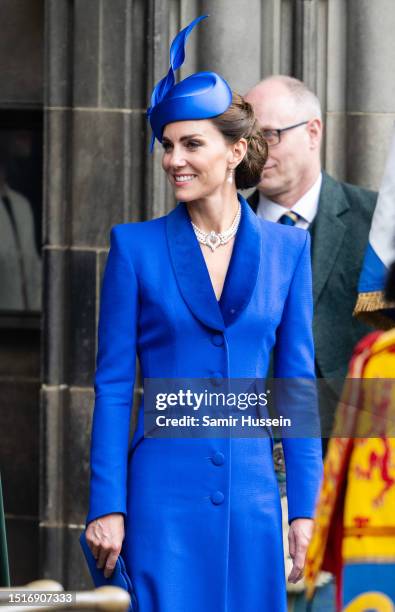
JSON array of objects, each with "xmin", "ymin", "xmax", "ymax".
[{"xmin": 161, "ymin": 119, "xmax": 233, "ymax": 201}]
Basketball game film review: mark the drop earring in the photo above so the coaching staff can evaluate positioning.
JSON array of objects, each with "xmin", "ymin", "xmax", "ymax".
[{"xmin": 227, "ymin": 167, "xmax": 234, "ymax": 184}]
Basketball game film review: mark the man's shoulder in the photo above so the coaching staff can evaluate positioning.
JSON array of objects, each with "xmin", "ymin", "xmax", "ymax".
[
  {"xmin": 5, "ymin": 185, "xmax": 31, "ymax": 209},
  {"xmin": 321, "ymin": 172, "xmax": 377, "ymax": 215}
]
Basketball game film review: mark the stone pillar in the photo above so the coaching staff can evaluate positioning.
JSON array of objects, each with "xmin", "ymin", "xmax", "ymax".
[
  {"xmin": 346, "ymin": 0, "xmax": 395, "ymax": 189},
  {"xmin": 293, "ymin": 0, "xmax": 331, "ymax": 172},
  {"xmin": 198, "ymin": 0, "xmax": 261, "ymax": 95},
  {"xmin": 41, "ymin": 0, "xmax": 151, "ymax": 588},
  {"xmin": 261, "ymin": 0, "xmax": 294, "ymax": 77},
  {"xmin": 145, "ymin": 0, "xmax": 173, "ymax": 218},
  {"xmin": 293, "ymin": 0, "xmax": 328, "ymax": 102},
  {"xmin": 324, "ymin": 0, "xmax": 348, "ymax": 181}
]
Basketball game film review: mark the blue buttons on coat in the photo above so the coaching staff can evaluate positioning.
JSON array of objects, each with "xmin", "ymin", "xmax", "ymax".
[
  {"xmin": 210, "ymin": 491, "xmax": 225, "ymax": 505},
  {"xmin": 210, "ymin": 372, "xmax": 224, "ymax": 386},
  {"xmin": 211, "ymin": 334, "xmax": 224, "ymax": 347},
  {"xmin": 211, "ymin": 451, "xmax": 225, "ymax": 466}
]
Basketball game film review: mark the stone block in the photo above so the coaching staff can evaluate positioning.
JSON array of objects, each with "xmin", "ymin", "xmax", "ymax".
[
  {"xmin": 101, "ymin": 0, "xmax": 148, "ymax": 110},
  {"xmin": 64, "ymin": 526, "xmax": 92, "ymax": 590},
  {"xmin": 71, "ymin": 110, "xmax": 146, "ymax": 244},
  {"xmin": 69, "ymin": 250, "xmax": 96, "ymax": 387},
  {"xmin": 124, "ymin": 111, "xmax": 147, "ymax": 222},
  {"xmin": 43, "ymin": 109, "xmax": 72, "ymax": 246},
  {"xmin": 7, "ymin": 518, "xmax": 39, "ymax": 585},
  {"xmin": 42, "ymin": 248, "xmax": 69, "ymax": 385},
  {"xmin": 0, "ymin": 381, "xmax": 39, "ymax": 516},
  {"xmin": 346, "ymin": 113, "xmax": 395, "ymax": 191},
  {"xmin": 45, "ymin": 0, "xmax": 73, "ymax": 108},
  {"xmin": 64, "ymin": 388, "xmax": 94, "ymax": 524},
  {"xmin": 260, "ymin": 0, "xmax": 294, "ymax": 78},
  {"xmin": 40, "ymin": 386, "xmax": 67, "ymax": 525},
  {"xmin": 73, "ymin": 0, "xmax": 100, "ymax": 108},
  {"xmin": 324, "ymin": 112, "xmax": 347, "ymax": 183},
  {"xmin": 198, "ymin": 0, "xmax": 261, "ymax": 94},
  {"xmin": 0, "ymin": 0, "xmax": 44, "ymax": 106},
  {"xmin": 326, "ymin": 0, "xmax": 347, "ymax": 112},
  {"xmin": 39, "ymin": 524, "xmax": 91, "ymax": 589},
  {"xmin": 347, "ymin": 0, "xmax": 395, "ymax": 113}
]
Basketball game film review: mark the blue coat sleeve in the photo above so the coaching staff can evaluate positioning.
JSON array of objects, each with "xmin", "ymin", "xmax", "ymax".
[
  {"xmin": 273, "ymin": 231, "xmax": 323, "ymax": 522},
  {"xmin": 87, "ymin": 226, "xmax": 139, "ymax": 525}
]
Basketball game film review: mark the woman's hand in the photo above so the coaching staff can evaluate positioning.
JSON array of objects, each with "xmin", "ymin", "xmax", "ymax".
[
  {"xmin": 287, "ymin": 518, "xmax": 314, "ymax": 583},
  {"xmin": 85, "ymin": 513, "xmax": 125, "ymax": 578}
]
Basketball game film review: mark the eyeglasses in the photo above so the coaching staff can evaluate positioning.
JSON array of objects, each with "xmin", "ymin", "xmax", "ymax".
[{"xmin": 261, "ymin": 121, "xmax": 309, "ymax": 147}]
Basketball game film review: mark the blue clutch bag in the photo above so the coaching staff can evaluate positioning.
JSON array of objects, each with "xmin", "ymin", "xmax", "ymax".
[{"xmin": 79, "ymin": 531, "xmax": 138, "ymax": 611}]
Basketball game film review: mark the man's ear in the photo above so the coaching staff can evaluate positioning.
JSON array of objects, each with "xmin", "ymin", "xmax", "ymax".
[{"xmin": 307, "ymin": 118, "xmax": 322, "ymax": 150}]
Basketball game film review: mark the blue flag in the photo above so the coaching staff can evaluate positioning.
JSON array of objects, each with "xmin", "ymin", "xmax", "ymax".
[{"xmin": 354, "ymin": 125, "xmax": 395, "ymax": 328}]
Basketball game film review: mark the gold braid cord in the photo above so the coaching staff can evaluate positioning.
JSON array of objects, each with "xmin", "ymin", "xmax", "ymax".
[{"xmin": 353, "ymin": 291, "xmax": 395, "ymax": 330}]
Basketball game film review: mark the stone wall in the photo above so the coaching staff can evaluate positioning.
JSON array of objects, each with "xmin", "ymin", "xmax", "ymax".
[
  {"xmin": 0, "ymin": 0, "xmax": 394, "ymax": 588},
  {"xmin": 0, "ymin": 0, "xmax": 44, "ymax": 585}
]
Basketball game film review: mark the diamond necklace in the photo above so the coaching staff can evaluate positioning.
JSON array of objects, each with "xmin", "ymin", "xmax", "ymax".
[{"xmin": 191, "ymin": 204, "xmax": 241, "ymax": 252}]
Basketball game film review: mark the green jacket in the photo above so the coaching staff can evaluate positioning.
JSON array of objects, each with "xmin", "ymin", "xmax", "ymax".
[{"xmin": 248, "ymin": 172, "xmax": 377, "ymax": 379}]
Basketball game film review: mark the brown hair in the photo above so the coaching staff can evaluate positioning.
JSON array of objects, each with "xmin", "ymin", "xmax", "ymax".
[{"xmin": 210, "ymin": 92, "xmax": 268, "ymax": 190}]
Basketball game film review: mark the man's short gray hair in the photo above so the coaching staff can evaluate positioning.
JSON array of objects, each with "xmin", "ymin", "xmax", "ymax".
[{"xmin": 263, "ymin": 75, "xmax": 322, "ymax": 121}]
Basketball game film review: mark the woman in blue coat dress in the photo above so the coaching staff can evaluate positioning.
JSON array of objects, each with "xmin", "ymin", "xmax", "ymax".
[{"xmin": 84, "ymin": 16, "xmax": 322, "ymax": 612}]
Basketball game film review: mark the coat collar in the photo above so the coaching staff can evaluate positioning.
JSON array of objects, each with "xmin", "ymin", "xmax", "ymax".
[
  {"xmin": 311, "ymin": 172, "xmax": 350, "ymax": 304},
  {"xmin": 166, "ymin": 194, "xmax": 261, "ymax": 331}
]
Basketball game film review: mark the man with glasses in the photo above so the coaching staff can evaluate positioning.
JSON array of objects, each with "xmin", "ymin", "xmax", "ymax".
[
  {"xmin": 245, "ymin": 75, "xmax": 377, "ymax": 611},
  {"xmin": 245, "ymin": 75, "xmax": 377, "ymax": 383}
]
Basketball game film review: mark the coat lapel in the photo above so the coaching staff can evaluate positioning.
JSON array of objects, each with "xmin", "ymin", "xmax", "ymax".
[
  {"xmin": 219, "ymin": 195, "xmax": 261, "ymax": 327},
  {"xmin": 166, "ymin": 202, "xmax": 225, "ymax": 331},
  {"xmin": 166, "ymin": 195, "xmax": 261, "ymax": 331},
  {"xmin": 311, "ymin": 173, "xmax": 349, "ymax": 305}
]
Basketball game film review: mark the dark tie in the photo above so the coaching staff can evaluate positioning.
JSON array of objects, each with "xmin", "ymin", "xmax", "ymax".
[{"xmin": 278, "ymin": 211, "xmax": 299, "ymax": 226}]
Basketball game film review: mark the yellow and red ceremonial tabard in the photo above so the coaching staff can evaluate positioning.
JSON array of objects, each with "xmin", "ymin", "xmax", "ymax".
[{"xmin": 305, "ymin": 329, "xmax": 395, "ymax": 611}]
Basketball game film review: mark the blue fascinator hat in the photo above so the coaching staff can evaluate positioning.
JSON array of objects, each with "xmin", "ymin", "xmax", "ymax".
[{"xmin": 147, "ymin": 15, "xmax": 233, "ymax": 151}]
